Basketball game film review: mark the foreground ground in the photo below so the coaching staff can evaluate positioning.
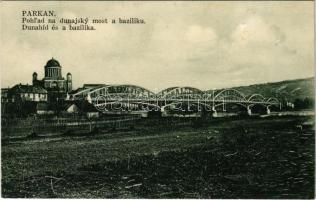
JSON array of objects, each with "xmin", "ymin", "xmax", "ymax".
[{"xmin": 1, "ymin": 115, "xmax": 315, "ymax": 198}]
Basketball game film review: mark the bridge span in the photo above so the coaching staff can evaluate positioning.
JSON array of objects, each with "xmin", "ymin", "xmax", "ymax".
[{"xmin": 69, "ymin": 84, "xmax": 280, "ymax": 115}]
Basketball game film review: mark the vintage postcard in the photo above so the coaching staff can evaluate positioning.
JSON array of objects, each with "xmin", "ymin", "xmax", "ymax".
[{"xmin": 1, "ymin": 1, "xmax": 315, "ymax": 198}]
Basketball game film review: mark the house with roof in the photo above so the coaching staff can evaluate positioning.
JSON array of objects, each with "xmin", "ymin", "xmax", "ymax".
[
  {"xmin": 76, "ymin": 101, "xmax": 100, "ymax": 118},
  {"xmin": 57, "ymin": 101, "xmax": 99, "ymax": 118},
  {"xmin": 60, "ymin": 101, "xmax": 81, "ymax": 114},
  {"xmin": 8, "ymin": 84, "xmax": 48, "ymax": 102}
]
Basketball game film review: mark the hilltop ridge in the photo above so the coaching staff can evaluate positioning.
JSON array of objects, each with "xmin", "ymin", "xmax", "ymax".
[{"xmin": 225, "ymin": 77, "xmax": 314, "ymax": 102}]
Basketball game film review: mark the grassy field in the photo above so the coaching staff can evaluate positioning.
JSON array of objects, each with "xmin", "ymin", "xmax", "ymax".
[{"xmin": 1, "ymin": 115, "xmax": 315, "ymax": 198}]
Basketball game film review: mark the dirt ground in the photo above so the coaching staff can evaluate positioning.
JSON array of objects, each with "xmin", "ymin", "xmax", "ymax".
[{"xmin": 1, "ymin": 115, "xmax": 315, "ymax": 198}]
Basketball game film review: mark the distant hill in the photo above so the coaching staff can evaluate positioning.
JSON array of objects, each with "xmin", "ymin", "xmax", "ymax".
[{"xmin": 215, "ymin": 77, "xmax": 314, "ymax": 102}]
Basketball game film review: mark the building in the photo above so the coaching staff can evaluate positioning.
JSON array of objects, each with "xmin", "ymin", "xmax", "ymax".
[
  {"xmin": 36, "ymin": 102, "xmax": 55, "ymax": 115},
  {"xmin": 8, "ymin": 84, "xmax": 48, "ymax": 102},
  {"xmin": 1, "ymin": 88, "xmax": 9, "ymax": 103},
  {"xmin": 79, "ymin": 101, "xmax": 99, "ymax": 118},
  {"xmin": 33, "ymin": 58, "xmax": 72, "ymax": 101},
  {"xmin": 60, "ymin": 102, "xmax": 81, "ymax": 114},
  {"xmin": 2, "ymin": 85, "xmax": 48, "ymax": 116},
  {"xmin": 1, "ymin": 88, "xmax": 10, "ymax": 115}
]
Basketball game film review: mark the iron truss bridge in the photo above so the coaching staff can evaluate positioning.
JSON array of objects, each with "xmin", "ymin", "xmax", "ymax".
[{"xmin": 69, "ymin": 84, "xmax": 280, "ymax": 115}]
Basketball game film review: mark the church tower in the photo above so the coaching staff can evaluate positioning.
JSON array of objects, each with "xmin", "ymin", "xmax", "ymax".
[
  {"xmin": 32, "ymin": 72, "xmax": 38, "ymax": 85},
  {"xmin": 66, "ymin": 72, "xmax": 72, "ymax": 92}
]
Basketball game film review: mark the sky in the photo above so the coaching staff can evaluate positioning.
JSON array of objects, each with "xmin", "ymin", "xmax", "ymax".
[{"xmin": 1, "ymin": 1, "xmax": 314, "ymax": 92}]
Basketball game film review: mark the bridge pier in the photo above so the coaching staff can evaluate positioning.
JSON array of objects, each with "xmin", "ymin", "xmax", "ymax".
[
  {"xmin": 66, "ymin": 93, "xmax": 70, "ymax": 100},
  {"xmin": 212, "ymin": 106, "xmax": 217, "ymax": 117},
  {"xmin": 87, "ymin": 93, "xmax": 92, "ymax": 103},
  {"xmin": 266, "ymin": 107, "xmax": 271, "ymax": 115},
  {"xmin": 247, "ymin": 106, "xmax": 252, "ymax": 116}
]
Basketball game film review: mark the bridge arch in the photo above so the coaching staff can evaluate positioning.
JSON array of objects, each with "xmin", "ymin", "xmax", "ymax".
[
  {"xmin": 247, "ymin": 94, "xmax": 266, "ymax": 103},
  {"xmin": 157, "ymin": 86, "xmax": 204, "ymax": 99},
  {"xmin": 88, "ymin": 84, "xmax": 156, "ymax": 100},
  {"xmin": 104, "ymin": 84, "xmax": 155, "ymax": 97},
  {"xmin": 213, "ymin": 89, "xmax": 247, "ymax": 102},
  {"xmin": 266, "ymin": 97, "xmax": 279, "ymax": 104}
]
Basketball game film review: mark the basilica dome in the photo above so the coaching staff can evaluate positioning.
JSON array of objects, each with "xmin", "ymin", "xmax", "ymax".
[{"xmin": 45, "ymin": 58, "xmax": 61, "ymax": 68}]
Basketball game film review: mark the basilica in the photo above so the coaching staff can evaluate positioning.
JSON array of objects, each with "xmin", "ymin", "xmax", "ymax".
[{"xmin": 32, "ymin": 58, "xmax": 72, "ymax": 101}]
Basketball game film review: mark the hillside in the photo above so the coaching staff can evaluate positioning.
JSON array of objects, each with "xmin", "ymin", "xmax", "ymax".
[{"xmin": 222, "ymin": 77, "xmax": 314, "ymax": 102}]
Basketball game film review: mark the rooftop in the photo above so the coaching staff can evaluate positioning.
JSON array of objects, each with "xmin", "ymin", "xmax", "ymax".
[{"xmin": 10, "ymin": 84, "xmax": 48, "ymax": 94}]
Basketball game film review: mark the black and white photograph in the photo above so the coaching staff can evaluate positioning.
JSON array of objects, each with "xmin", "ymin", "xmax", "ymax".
[{"xmin": 1, "ymin": 1, "xmax": 315, "ymax": 198}]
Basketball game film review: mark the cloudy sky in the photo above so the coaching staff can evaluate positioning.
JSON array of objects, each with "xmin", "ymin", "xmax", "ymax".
[{"xmin": 1, "ymin": 1, "xmax": 314, "ymax": 91}]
